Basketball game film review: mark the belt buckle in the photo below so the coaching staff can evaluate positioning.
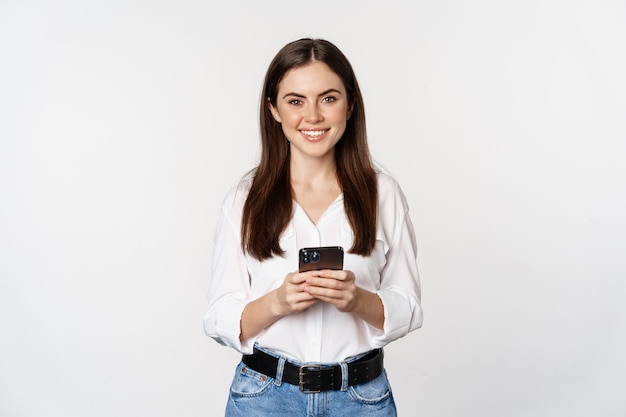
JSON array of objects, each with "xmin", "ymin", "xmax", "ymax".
[{"xmin": 298, "ymin": 365, "xmax": 322, "ymax": 393}]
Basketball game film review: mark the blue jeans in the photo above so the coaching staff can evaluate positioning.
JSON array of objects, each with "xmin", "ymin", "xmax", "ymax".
[{"xmin": 224, "ymin": 346, "xmax": 397, "ymax": 417}]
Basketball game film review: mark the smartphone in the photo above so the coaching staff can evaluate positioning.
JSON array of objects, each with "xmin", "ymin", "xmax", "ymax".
[{"xmin": 298, "ymin": 246, "xmax": 344, "ymax": 272}]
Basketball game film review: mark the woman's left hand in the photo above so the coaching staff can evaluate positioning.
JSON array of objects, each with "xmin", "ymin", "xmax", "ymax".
[
  {"xmin": 303, "ymin": 269, "xmax": 385, "ymax": 329},
  {"xmin": 303, "ymin": 269, "xmax": 358, "ymax": 312}
]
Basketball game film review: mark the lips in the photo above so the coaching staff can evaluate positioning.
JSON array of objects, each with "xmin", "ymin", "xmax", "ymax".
[{"xmin": 300, "ymin": 129, "xmax": 328, "ymax": 141}]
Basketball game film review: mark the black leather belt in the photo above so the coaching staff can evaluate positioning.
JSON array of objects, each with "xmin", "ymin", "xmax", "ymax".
[{"xmin": 241, "ymin": 347, "xmax": 384, "ymax": 393}]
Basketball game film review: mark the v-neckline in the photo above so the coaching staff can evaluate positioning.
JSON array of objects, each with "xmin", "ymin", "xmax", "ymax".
[{"xmin": 293, "ymin": 194, "xmax": 343, "ymax": 226}]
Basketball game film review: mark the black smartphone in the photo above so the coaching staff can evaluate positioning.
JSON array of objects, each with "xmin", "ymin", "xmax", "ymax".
[{"xmin": 298, "ymin": 246, "xmax": 344, "ymax": 272}]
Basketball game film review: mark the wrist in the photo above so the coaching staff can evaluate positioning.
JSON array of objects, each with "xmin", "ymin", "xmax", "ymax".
[
  {"xmin": 354, "ymin": 288, "xmax": 384, "ymax": 330},
  {"xmin": 352, "ymin": 287, "xmax": 367, "ymax": 314},
  {"xmin": 269, "ymin": 289, "xmax": 287, "ymax": 319}
]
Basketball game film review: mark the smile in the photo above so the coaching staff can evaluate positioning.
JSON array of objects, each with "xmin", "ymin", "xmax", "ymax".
[{"xmin": 300, "ymin": 129, "xmax": 328, "ymax": 138}]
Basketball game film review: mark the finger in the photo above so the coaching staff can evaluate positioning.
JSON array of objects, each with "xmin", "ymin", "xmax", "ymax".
[
  {"xmin": 308, "ymin": 293, "xmax": 332, "ymax": 304},
  {"xmin": 287, "ymin": 291, "xmax": 319, "ymax": 303},
  {"xmin": 287, "ymin": 271, "xmax": 309, "ymax": 284},
  {"xmin": 305, "ymin": 286, "xmax": 355, "ymax": 312},
  {"xmin": 312, "ymin": 270, "xmax": 350, "ymax": 281},
  {"xmin": 304, "ymin": 285, "xmax": 341, "ymax": 299},
  {"xmin": 306, "ymin": 276, "xmax": 342, "ymax": 290}
]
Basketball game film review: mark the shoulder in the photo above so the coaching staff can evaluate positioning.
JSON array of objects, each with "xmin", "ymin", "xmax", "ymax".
[
  {"xmin": 375, "ymin": 168, "xmax": 404, "ymax": 199},
  {"xmin": 374, "ymin": 168, "xmax": 410, "ymax": 215},
  {"xmin": 219, "ymin": 170, "xmax": 255, "ymax": 214}
]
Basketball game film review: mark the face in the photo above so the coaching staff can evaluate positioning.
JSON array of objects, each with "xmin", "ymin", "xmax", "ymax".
[{"xmin": 269, "ymin": 61, "xmax": 353, "ymax": 162}]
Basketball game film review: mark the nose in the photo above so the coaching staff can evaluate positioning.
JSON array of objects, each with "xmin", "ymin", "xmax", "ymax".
[{"xmin": 304, "ymin": 103, "xmax": 323, "ymax": 123}]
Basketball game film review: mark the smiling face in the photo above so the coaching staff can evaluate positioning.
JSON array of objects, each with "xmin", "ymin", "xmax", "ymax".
[{"xmin": 269, "ymin": 61, "xmax": 353, "ymax": 163}]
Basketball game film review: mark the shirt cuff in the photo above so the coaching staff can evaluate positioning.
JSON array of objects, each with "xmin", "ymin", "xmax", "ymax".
[
  {"xmin": 371, "ymin": 289, "xmax": 422, "ymax": 347},
  {"xmin": 204, "ymin": 299, "xmax": 255, "ymax": 355}
]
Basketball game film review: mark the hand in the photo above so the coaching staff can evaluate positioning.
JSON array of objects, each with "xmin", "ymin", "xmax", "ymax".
[
  {"xmin": 303, "ymin": 269, "xmax": 358, "ymax": 312},
  {"xmin": 274, "ymin": 271, "xmax": 320, "ymax": 316}
]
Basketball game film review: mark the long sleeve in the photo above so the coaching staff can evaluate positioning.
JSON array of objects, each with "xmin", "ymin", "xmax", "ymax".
[
  {"xmin": 203, "ymin": 185, "xmax": 255, "ymax": 354},
  {"xmin": 371, "ymin": 176, "xmax": 423, "ymax": 347}
]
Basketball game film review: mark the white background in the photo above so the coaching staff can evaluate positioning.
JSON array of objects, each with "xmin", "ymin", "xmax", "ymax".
[{"xmin": 1, "ymin": 0, "xmax": 625, "ymax": 416}]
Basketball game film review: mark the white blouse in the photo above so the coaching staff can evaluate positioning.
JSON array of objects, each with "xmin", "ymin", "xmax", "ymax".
[{"xmin": 203, "ymin": 171, "xmax": 423, "ymax": 363}]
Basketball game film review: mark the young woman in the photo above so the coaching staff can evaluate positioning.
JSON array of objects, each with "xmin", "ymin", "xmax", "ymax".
[{"xmin": 204, "ymin": 38, "xmax": 423, "ymax": 416}]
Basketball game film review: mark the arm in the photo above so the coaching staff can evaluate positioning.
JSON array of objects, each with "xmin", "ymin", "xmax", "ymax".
[
  {"xmin": 304, "ymin": 270, "xmax": 384, "ymax": 329},
  {"xmin": 240, "ymin": 271, "xmax": 320, "ymax": 341},
  {"xmin": 204, "ymin": 185, "xmax": 322, "ymax": 350},
  {"xmin": 372, "ymin": 180, "xmax": 423, "ymax": 344},
  {"xmin": 303, "ymin": 179, "xmax": 422, "ymax": 338},
  {"xmin": 203, "ymin": 187, "xmax": 254, "ymax": 353}
]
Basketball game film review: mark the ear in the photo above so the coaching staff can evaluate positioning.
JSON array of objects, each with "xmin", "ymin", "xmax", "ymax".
[
  {"xmin": 346, "ymin": 100, "xmax": 354, "ymax": 120},
  {"xmin": 267, "ymin": 98, "xmax": 282, "ymax": 123}
]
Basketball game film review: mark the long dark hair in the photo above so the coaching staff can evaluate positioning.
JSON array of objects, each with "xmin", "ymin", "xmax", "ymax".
[{"xmin": 242, "ymin": 38, "xmax": 377, "ymax": 260}]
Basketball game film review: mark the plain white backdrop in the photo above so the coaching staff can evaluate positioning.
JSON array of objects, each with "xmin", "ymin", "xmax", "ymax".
[{"xmin": 1, "ymin": 0, "xmax": 625, "ymax": 416}]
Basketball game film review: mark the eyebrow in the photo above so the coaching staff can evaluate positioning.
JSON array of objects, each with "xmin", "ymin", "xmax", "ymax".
[{"xmin": 282, "ymin": 88, "xmax": 343, "ymax": 100}]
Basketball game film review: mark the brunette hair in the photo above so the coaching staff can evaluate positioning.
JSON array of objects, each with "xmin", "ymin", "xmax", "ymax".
[{"xmin": 242, "ymin": 38, "xmax": 378, "ymax": 260}]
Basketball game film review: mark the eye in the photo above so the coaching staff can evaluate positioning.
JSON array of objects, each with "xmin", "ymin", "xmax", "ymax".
[
  {"xmin": 322, "ymin": 96, "xmax": 336, "ymax": 103},
  {"xmin": 288, "ymin": 99, "xmax": 303, "ymax": 106}
]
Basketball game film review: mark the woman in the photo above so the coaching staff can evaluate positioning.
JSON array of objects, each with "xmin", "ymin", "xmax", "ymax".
[{"xmin": 204, "ymin": 38, "xmax": 423, "ymax": 416}]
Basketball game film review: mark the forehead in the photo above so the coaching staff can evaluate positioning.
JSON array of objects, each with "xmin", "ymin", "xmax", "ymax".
[{"xmin": 278, "ymin": 61, "xmax": 346, "ymax": 94}]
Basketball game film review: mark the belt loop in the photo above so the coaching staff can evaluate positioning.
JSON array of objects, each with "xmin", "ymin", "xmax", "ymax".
[
  {"xmin": 275, "ymin": 356, "xmax": 286, "ymax": 386},
  {"xmin": 339, "ymin": 361, "xmax": 349, "ymax": 391}
]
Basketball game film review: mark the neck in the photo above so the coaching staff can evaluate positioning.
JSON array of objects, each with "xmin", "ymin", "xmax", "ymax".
[{"xmin": 289, "ymin": 153, "xmax": 338, "ymax": 188}]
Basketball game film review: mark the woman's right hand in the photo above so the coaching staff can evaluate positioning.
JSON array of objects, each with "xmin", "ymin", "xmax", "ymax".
[
  {"xmin": 240, "ymin": 271, "xmax": 319, "ymax": 342},
  {"xmin": 274, "ymin": 271, "xmax": 320, "ymax": 316}
]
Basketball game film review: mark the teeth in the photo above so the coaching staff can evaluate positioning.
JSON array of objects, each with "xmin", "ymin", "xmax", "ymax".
[{"xmin": 302, "ymin": 130, "xmax": 326, "ymax": 137}]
